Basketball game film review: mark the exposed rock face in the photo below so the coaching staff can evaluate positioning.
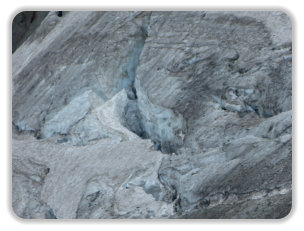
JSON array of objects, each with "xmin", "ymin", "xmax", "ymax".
[
  {"xmin": 12, "ymin": 11, "xmax": 292, "ymax": 219},
  {"xmin": 12, "ymin": 11, "xmax": 48, "ymax": 53}
]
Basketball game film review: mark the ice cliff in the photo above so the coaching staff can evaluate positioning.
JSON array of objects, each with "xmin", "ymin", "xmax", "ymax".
[{"xmin": 12, "ymin": 11, "xmax": 292, "ymax": 219}]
